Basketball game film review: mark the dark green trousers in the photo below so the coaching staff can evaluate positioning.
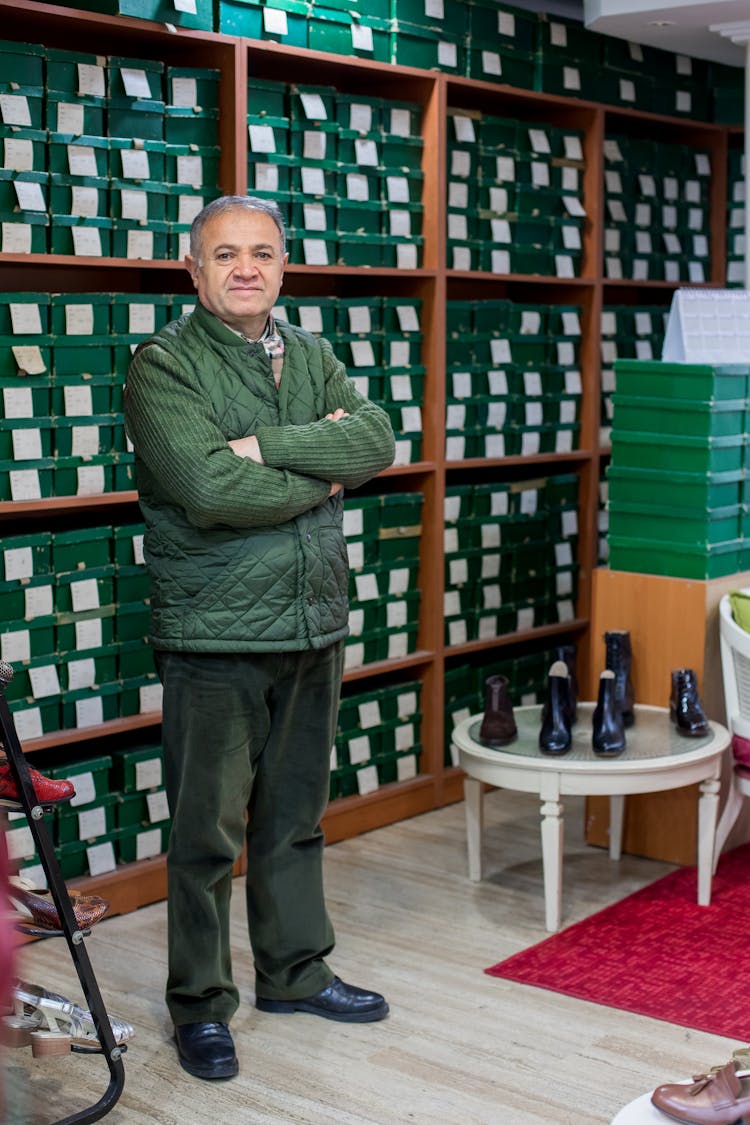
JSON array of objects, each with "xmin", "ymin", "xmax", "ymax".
[{"xmin": 155, "ymin": 643, "xmax": 343, "ymax": 1026}]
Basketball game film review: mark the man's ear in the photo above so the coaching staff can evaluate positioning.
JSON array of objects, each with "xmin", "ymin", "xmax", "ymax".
[{"xmin": 185, "ymin": 255, "xmax": 199, "ymax": 287}]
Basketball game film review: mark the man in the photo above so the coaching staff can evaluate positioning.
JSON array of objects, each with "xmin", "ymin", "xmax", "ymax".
[{"xmin": 124, "ymin": 196, "xmax": 395, "ymax": 1082}]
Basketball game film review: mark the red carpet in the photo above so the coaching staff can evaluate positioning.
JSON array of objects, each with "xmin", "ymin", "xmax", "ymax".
[{"xmin": 486, "ymin": 842, "xmax": 750, "ymax": 1042}]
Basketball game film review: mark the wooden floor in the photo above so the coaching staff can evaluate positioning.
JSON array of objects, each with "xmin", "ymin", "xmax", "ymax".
[{"xmin": 5, "ymin": 791, "xmax": 742, "ymax": 1125}]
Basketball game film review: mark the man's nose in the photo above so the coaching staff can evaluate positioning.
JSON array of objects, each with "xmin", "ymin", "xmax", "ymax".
[{"xmin": 233, "ymin": 252, "xmax": 258, "ymax": 275}]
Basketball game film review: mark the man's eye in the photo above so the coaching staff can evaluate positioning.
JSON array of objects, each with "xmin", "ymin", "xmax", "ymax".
[
  {"xmin": 216, "ymin": 252, "xmax": 233, "ymax": 261},
  {"xmin": 257, "ymin": 252, "xmax": 271, "ymax": 260}
]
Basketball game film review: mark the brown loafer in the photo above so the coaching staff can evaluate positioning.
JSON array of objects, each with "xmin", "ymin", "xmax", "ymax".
[{"xmin": 651, "ymin": 1059, "xmax": 750, "ymax": 1124}]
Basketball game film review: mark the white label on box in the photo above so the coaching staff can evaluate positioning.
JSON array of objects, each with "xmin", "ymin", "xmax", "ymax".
[
  {"xmin": 298, "ymin": 306, "xmax": 323, "ymax": 334},
  {"xmin": 300, "ymin": 93, "xmax": 327, "ymax": 120},
  {"xmin": 446, "ymin": 404, "xmax": 465, "ymax": 429},
  {"xmin": 448, "ymin": 619, "xmax": 467, "ymax": 646},
  {"xmin": 448, "ymin": 213, "xmax": 468, "ymax": 240},
  {"xmin": 605, "ymin": 170, "xmax": 622, "ymax": 194},
  {"xmin": 490, "ymin": 218, "xmax": 511, "ymax": 244},
  {"xmin": 72, "ymin": 226, "xmax": 103, "ymax": 257},
  {"xmin": 70, "ymin": 185, "xmax": 100, "ymax": 218},
  {"xmin": 491, "ymin": 492, "xmax": 509, "ymax": 518},
  {"xmin": 550, "ymin": 21, "xmax": 567, "ymax": 46},
  {"xmin": 303, "ymin": 239, "xmax": 328, "ymax": 266},
  {"xmin": 676, "ymin": 90, "xmax": 691, "ymax": 113},
  {"xmin": 76, "ymin": 695, "xmax": 103, "ymax": 728},
  {"xmin": 688, "ymin": 260, "xmax": 705, "ymax": 283},
  {"xmin": 354, "ymin": 138, "xmax": 378, "ymax": 167},
  {"xmin": 78, "ymin": 63, "xmax": 105, "ymax": 98},
  {"xmin": 140, "ymin": 682, "xmax": 163, "ymax": 712},
  {"xmin": 396, "ymin": 243, "xmax": 418, "ymax": 270},
  {"xmin": 525, "ymin": 401, "xmax": 543, "ymax": 426},
  {"xmin": 68, "ymin": 145, "xmax": 99, "ymax": 177},
  {"xmin": 387, "ymin": 600, "xmax": 407, "ymax": 629},
  {"xmin": 4, "ymin": 386, "xmax": 33, "ymax": 420},
  {"xmin": 401, "ymin": 405, "xmax": 422, "ymax": 432},
  {"xmin": 395, "ymin": 724, "xmax": 414, "ymax": 753},
  {"xmin": 12, "ymin": 345, "xmax": 46, "ymax": 375},
  {"xmin": 449, "ymin": 182, "xmax": 468, "ymax": 209},
  {"xmin": 263, "ymin": 5, "xmax": 288, "ymax": 33},
  {"xmin": 4, "ymin": 140, "xmax": 33, "ymax": 173},
  {"xmin": 523, "ymin": 371, "xmax": 542, "ymax": 397},
  {"xmin": 390, "ymin": 108, "xmax": 411, "ymax": 137},
  {"xmin": 605, "ymin": 257, "xmax": 622, "ymax": 280},
  {"xmin": 556, "ymin": 569, "xmax": 573, "ymax": 596},
  {"xmin": 490, "ymin": 249, "xmax": 510, "ymax": 274},
  {"xmin": 351, "ymin": 23, "xmax": 374, "ymax": 51},
  {"xmin": 0, "ymin": 94, "xmax": 31, "ymax": 127},
  {"xmin": 388, "ymin": 631, "xmax": 408, "ymax": 660},
  {"xmin": 356, "ymin": 765, "xmax": 379, "ymax": 795},
  {"xmin": 426, "ymin": 0, "xmax": 444, "ymax": 15},
  {"xmin": 521, "ymin": 431, "xmax": 540, "ymax": 455},
  {"xmin": 557, "ymin": 341, "xmax": 575, "ymax": 366},
  {"xmin": 358, "ymin": 700, "xmax": 381, "ymax": 729},
  {"xmin": 563, "ymin": 196, "xmax": 586, "ymax": 218},
  {"xmin": 347, "ymin": 541, "xmax": 364, "ymax": 569},
  {"xmin": 13, "ymin": 706, "xmax": 42, "ymax": 741},
  {"xmin": 87, "ymin": 840, "xmax": 117, "ymax": 876},
  {"xmin": 437, "ymin": 41, "xmax": 457, "ymax": 67},
  {"xmin": 497, "ymin": 10, "xmax": 515, "ymax": 34},
  {"xmin": 68, "ymin": 657, "xmax": 96, "ymax": 690},
  {"xmin": 532, "ymin": 161, "xmax": 550, "ymax": 188},
  {"xmin": 71, "ymin": 770, "xmax": 96, "ymax": 807},
  {"xmin": 14, "ymin": 180, "xmax": 45, "ymax": 212},
  {"xmin": 688, "ymin": 207, "xmax": 704, "ymax": 231},
  {"xmin": 349, "ymin": 103, "xmax": 372, "ymax": 133},
  {"xmin": 556, "ymin": 428, "xmax": 573, "ymax": 452},
  {"xmin": 562, "ymin": 167, "xmax": 579, "ymax": 193},
  {"xmin": 121, "ymin": 188, "xmax": 148, "ymax": 221},
  {"xmin": 177, "ymin": 155, "xmax": 203, "ymax": 186},
  {"xmin": 444, "ymin": 528, "xmax": 459, "ymax": 554},
  {"xmin": 9, "ymin": 299, "xmax": 41, "ymax": 333},
  {"xmin": 635, "ymin": 231, "xmax": 652, "ymax": 254},
  {"xmin": 78, "ymin": 806, "xmax": 106, "ymax": 840},
  {"xmin": 389, "ymin": 210, "xmax": 411, "ymax": 238},
  {"xmin": 483, "ymin": 434, "xmax": 503, "ymax": 457},
  {"xmin": 121, "ymin": 149, "xmax": 150, "ymax": 179},
  {"xmin": 346, "ymin": 172, "xmax": 369, "ymax": 201},
  {"xmin": 450, "ymin": 150, "xmax": 470, "ymax": 178},
  {"xmin": 604, "ymin": 139, "xmax": 622, "ymax": 162},
  {"xmin": 487, "ymin": 402, "xmax": 506, "ymax": 428},
  {"xmin": 249, "ymin": 124, "xmax": 275, "ymax": 153},
  {"xmin": 396, "ymin": 304, "xmax": 420, "ymax": 334},
  {"xmin": 488, "ymin": 188, "xmax": 508, "ymax": 214},
  {"xmin": 619, "ymin": 78, "xmax": 635, "ymax": 102},
  {"xmin": 482, "ymin": 52, "xmax": 501, "ymax": 76},
  {"xmin": 300, "ymin": 166, "xmax": 323, "ymax": 196},
  {"xmin": 136, "ymin": 757, "xmax": 163, "ymax": 791},
  {"xmin": 12, "ymin": 428, "xmax": 42, "ymax": 460},
  {"xmin": 303, "ymin": 131, "xmax": 326, "ymax": 161},
  {"xmin": 564, "ymin": 135, "xmax": 583, "ymax": 161},
  {"xmin": 389, "ymin": 568, "xmax": 410, "ymax": 596},
  {"xmin": 127, "ymin": 230, "xmax": 154, "ymax": 260},
  {"xmin": 349, "ymin": 735, "xmax": 371, "ymax": 765},
  {"xmin": 303, "ymin": 202, "xmax": 326, "ymax": 232},
  {"xmin": 390, "ymin": 372, "xmax": 412, "ymax": 400},
  {"xmin": 528, "ymin": 128, "xmax": 550, "ymax": 154},
  {"xmin": 71, "ymin": 425, "xmax": 99, "ymax": 458},
  {"xmin": 555, "ymin": 254, "xmax": 575, "ymax": 278},
  {"xmin": 6, "ymin": 824, "xmax": 35, "ymax": 861},
  {"xmin": 29, "ymin": 663, "xmax": 60, "ymax": 699},
  {"xmin": 75, "ymin": 616, "xmax": 102, "ymax": 651},
  {"xmin": 129, "ymin": 303, "xmax": 156, "ymax": 335},
  {"xmin": 696, "ymin": 153, "xmax": 711, "ymax": 176},
  {"xmin": 343, "ymin": 507, "xmax": 363, "ymax": 537},
  {"xmin": 4, "ymin": 545, "xmax": 32, "ymax": 581},
  {"xmin": 451, "ymin": 371, "xmax": 472, "ymax": 397},
  {"xmin": 448, "ymin": 557, "xmax": 467, "ymax": 584},
  {"xmin": 172, "ymin": 77, "xmax": 198, "ymax": 108},
  {"xmin": 71, "ymin": 577, "xmax": 100, "ymax": 613},
  {"xmin": 663, "ymin": 232, "xmax": 682, "ymax": 254},
  {"xmin": 516, "ymin": 605, "xmax": 535, "ymax": 631},
  {"xmin": 253, "ymin": 164, "xmax": 278, "ymax": 194},
  {"xmin": 453, "ymin": 115, "xmax": 475, "ymax": 143},
  {"xmin": 685, "ymin": 180, "xmax": 701, "ymax": 205},
  {"xmin": 9, "ymin": 469, "xmax": 41, "ymax": 501},
  {"xmin": 344, "ymin": 643, "xmax": 364, "ymax": 669},
  {"xmin": 348, "ymin": 305, "xmax": 371, "ymax": 334},
  {"xmin": 147, "ymin": 790, "xmax": 170, "ymax": 821},
  {"xmin": 174, "ymin": 0, "xmax": 198, "ymax": 12},
  {"xmin": 563, "ymin": 67, "xmax": 580, "ymax": 91},
  {"xmin": 63, "ymin": 385, "xmax": 93, "ymax": 416},
  {"xmin": 121, "ymin": 68, "xmax": 151, "ymax": 99},
  {"xmin": 490, "ymin": 339, "xmax": 512, "ymax": 364}
]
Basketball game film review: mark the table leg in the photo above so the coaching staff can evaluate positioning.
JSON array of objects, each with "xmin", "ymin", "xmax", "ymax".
[
  {"xmin": 697, "ymin": 773, "xmax": 721, "ymax": 906},
  {"xmin": 540, "ymin": 786, "xmax": 564, "ymax": 932},
  {"xmin": 609, "ymin": 795, "xmax": 625, "ymax": 861},
  {"xmin": 463, "ymin": 776, "xmax": 483, "ymax": 882}
]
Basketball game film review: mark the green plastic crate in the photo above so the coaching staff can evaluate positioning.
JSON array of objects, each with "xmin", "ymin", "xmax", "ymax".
[
  {"xmin": 611, "ymin": 430, "xmax": 745, "ymax": 474},
  {"xmin": 614, "ymin": 359, "xmax": 750, "ymax": 400},
  {"xmin": 609, "ymin": 534, "xmax": 743, "ymax": 580}
]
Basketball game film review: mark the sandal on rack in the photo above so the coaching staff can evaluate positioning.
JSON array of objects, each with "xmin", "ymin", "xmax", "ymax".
[
  {"xmin": 7, "ymin": 876, "xmax": 110, "ymax": 932},
  {"xmin": 10, "ymin": 981, "xmax": 135, "ymax": 1058}
]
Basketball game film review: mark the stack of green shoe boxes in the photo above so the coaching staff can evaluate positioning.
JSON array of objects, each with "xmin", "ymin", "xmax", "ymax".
[
  {"xmin": 608, "ymin": 359, "xmax": 750, "ymax": 579},
  {"xmin": 444, "ymin": 475, "xmax": 578, "ymax": 647},
  {"xmin": 390, "ymin": 0, "xmax": 467, "ymax": 74},
  {"xmin": 604, "ymin": 134, "xmax": 712, "ymax": 283},
  {"xmin": 726, "ymin": 148, "xmax": 744, "ymax": 288},
  {"xmin": 0, "ymin": 293, "xmax": 54, "ymax": 501},
  {"xmin": 467, "ymin": 0, "xmax": 536, "ymax": 88},
  {"xmin": 287, "ymin": 84, "xmax": 339, "ymax": 265},
  {"xmin": 448, "ymin": 111, "xmax": 585, "ymax": 277},
  {"xmin": 45, "ymin": 0, "xmax": 212, "ymax": 29},
  {"xmin": 446, "ymin": 298, "xmax": 582, "ymax": 458},
  {"xmin": 111, "ymin": 744, "xmax": 170, "ymax": 863},
  {"xmin": 218, "ymin": 0, "xmax": 311, "ymax": 42},
  {"xmin": 444, "ymin": 644, "xmax": 569, "ymax": 765},
  {"xmin": 276, "ymin": 293, "xmax": 424, "ymax": 464},
  {"xmin": 535, "ymin": 12, "xmax": 607, "ymax": 102},
  {"xmin": 712, "ymin": 60, "xmax": 743, "ymax": 125},
  {"xmin": 600, "ymin": 304, "xmax": 668, "ymax": 444},
  {"xmin": 307, "ymin": 0, "xmax": 391, "ymax": 63},
  {"xmin": 331, "ymin": 679, "xmax": 422, "ymax": 798},
  {"xmin": 0, "ymin": 40, "xmax": 49, "ymax": 254},
  {"xmin": 344, "ymin": 492, "xmax": 422, "ymax": 670}
]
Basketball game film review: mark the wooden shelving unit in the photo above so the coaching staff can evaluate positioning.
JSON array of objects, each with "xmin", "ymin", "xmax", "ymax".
[{"xmin": 4, "ymin": 0, "xmax": 734, "ymax": 915}]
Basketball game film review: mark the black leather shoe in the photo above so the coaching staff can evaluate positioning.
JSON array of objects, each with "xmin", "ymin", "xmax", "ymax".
[
  {"xmin": 174, "ymin": 1021, "xmax": 238, "ymax": 1080},
  {"xmin": 592, "ymin": 670, "xmax": 626, "ymax": 756},
  {"xmin": 539, "ymin": 660, "xmax": 573, "ymax": 755},
  {"xmin": 256, "ymin": 976, "xmax": 389, "ymax": 1023},
  {"xmin": 670, "ymin": 668, "xmax": 710, "ymax": 737}
]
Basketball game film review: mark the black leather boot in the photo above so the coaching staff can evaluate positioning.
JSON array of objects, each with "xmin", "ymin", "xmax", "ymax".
[
  {"xmin": 554, "ymin": 643, "xmax": 578, "ymax": 721},
  {"xmin": 604, "ymin": 629, "xmax": 635, "ymax": 727},
  {"xmin": 592, "ymin": 670, "xmax": 626, "ymax": 756},
  {"xmin": 478, "ymin": 674, "xmax": 517, "ymax": 748},
  {"xmin": 539, "ymin": 660, "xmax": 573, "ymax": 755},
  {"xmin": 670, "ymin": 668, "xmax": 710, "ymax": 737}
]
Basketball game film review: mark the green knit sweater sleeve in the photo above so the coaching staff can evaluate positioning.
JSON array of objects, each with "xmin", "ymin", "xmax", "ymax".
[
  {"xmin": 254, "ymin": 336, "xmax": 396, "ymax": 488},
  {"xmin": 125, "ymin": 343, "xmax": 332, "ymax": 530}
]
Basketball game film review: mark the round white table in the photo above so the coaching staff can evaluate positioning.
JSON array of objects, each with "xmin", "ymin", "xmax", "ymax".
[{"xmin": 452, "ymin": 703, "xmax": 730, "ymax": 932}]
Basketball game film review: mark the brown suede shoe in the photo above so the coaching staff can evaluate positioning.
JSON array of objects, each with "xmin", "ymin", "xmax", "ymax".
[{"xmin": 651, "ymin": 1059, "xmax": 750, "ymax": 1124}]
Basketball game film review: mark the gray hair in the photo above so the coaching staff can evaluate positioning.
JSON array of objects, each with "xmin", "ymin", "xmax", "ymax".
[{"xmin": 190, "ymin": 195, "xmax": 287, "ymax": 262}]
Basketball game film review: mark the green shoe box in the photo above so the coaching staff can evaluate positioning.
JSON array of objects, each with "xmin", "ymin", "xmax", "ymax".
[
  {"xmin": 166, "ymin": 66, "xmax": 219, "ymax": 110},
  {"xmin": 48, "ymin": 133, "xmax": 108, "ymax": 177},
  {"xmin": 0, "ymin": 87, "xmax": 44, "ymax": 130},
  {"xmin": 45, "ymin": 47, "xmax": 106, "ymax": 96},
  {"xmin": 0, "ymin": 212, "xmax": 47, "ymax": 254},
  {"xmin": 114, "ymin": 601, "xmax": 151, "ymax": 644},
  {"xmin": 50, "ymin": 215, "xmax": 112, "ymax": 258},
  {"xmin": 53, "ymin": 454, "xmax": 114, "ymax": 498},
  {"xmin": 247, "ymin": 78, "xmax": 288, "ymax": 119},
  {"xmin": 55, "ymin": 606, "xmax": 116, "ymax": 656},
  {"xmin": 111, "ymin": 744, "xmax": 163, "ymax": 795},
  {"xmin": 390, "ymin": 21, "xmax": 464, "ymax": 72},
  {"xmin": 115, "ymin": 564, "xmax": 150, "ymax": 604},
  {"xmin": 164, "ymin": 107, "xmax": 219, "ymax": 146},
  {"xmin": 117, "ymin": 819, "xmax": 170, "ymax": 863},
  {"xmin": 111, "ymin": 293, "xmax": 171, "ymax": 338},
  {"xmin": 607, "ymin": 465, "xmax": 745, "ymax": 511},
  {"xmin": 0, "ymin": 457, "xmax": 54, "ymax": 501},
  {"xmin": 164, "ymin": 144, "xmax": 220, "ymax": 189},
  {"xmin": 283, "ymin": 295, "xmax": 338, "ymax": 335},
  {"xmin": 56, "ymin": 792, "xmax": 119, "ymax": 845},
  {"xmin": 55, "ymin": 831, "xmax": 118, "ymax": 879},
  {"xmin": 307, "ymin": 9, "xmax": 391, "ymax": 62},
  {"xmin": 119, "ymin": 672, "xmax": 162, "ymax": 718},
  {"xmin": 611, "ymin": 429, "xmax": 745, "ymax": 474},
  {"xmin": 0, "ymin": 416, "xmax": 53, "ymax": 461},
  {"xmin": 60, "ymin": 681, "xmax": 120, "ymax": 731},
  {"xmin": 50, "ymin": 292, "xmax": 110, "ymax": 338},
  {"xmin": 55, "ymin": 564, "xmax": 115, "ymax": 614},
  {"xmin": 53, "ymin": 524, "xmax": 111, "ymax": 571},
  {"xmin": 117, "ymin": 637, "xmax": 155, "ymax": 679},
  {"xmin": 107, "ymin": 56, "xmax": 164, "ymax": 102},
  {"xmin": 609, "ymin": 500, "xmax": 742, "ymax": 547},
  {"xmin": 613, "ymin": 394, "xmax": 746, "ymax": 438},
  {"xmin": 391, "ymin": 0, "xmax": 467, "ymax": 31},
  {"xmin": 609, "ymin": 535, "xmax": 744, "ymax": 581},
  {"xmin": 614, "ymin": 359, "xmax": 750, "ymax": 401},
  {"xmin": 469, "ymin": 0, "xmax": 536, "ymax": 51},
  {"xmin": 466, "ymin": 45, "xmax": 534, "ymax": 88},
  {"xmin": 49, "ymin": 752, "xmax": 112, "ymax": 801},
  {"xmin": 107, "ymin": 98, "xmax": 165, "ymax": 143},
  {"xmin": 110, "ymin": 179, "xmax": 169, "ymax": 222},
  {"xmin": 113, "ymin": 523, "xmax": 145, "ymax": 567},
  {"xmin": 114, "ymin": 452, "xmax": 136, "ymax": 492},
  {"xmin": 0, "ymin": 372, "xmax": 52, "ymax": 419},
  {"xmin": 111, "ymin": 220, "xmax": 169, "ymax": 262},
  {"xmin": 335, "ymin": 93, "xmax": 384, "ymax": 132},
  {"xmin": 0, "ymin": 292, "xmax": 49, "ymax": 335},
  {"xmin": 287, "ymin": 231, "xmax": 338, "ymax": 266},
  {"xmin": 109, "ymin": 138, "xmax": 166, "ymax": 182},
  {"xmin": 336, "ymin": 198, "xmax": 384, "ymax": 235},
  {"xmin": 218, "ymin": 0, "xmax": 310, "ymax": 43},
  {"xmin": 58, "ymin": 646, "xmax": 118, "ymax": 694},
  {"xmin": 0, "ymin": 40, "xmax": 45, "ymax": 89},
  {"xmin": 52, "ymin": 342, "xmax": 113, "ymax": 379}
]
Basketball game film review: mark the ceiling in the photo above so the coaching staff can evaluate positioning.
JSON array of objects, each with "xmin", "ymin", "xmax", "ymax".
[{"xmin": 584, "ymin": 0, "xmax": 747, "ymax": 66}]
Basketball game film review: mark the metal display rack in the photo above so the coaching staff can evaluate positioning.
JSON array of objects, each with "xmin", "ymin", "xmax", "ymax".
[{"xmin": 0, "ymin": 660, "xmax": 125, "ymax": 1124}]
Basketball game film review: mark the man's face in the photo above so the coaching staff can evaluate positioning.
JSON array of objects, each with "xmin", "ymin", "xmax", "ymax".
[{"xmin": 185, "ymin": 208, "xmax": 287, "ymax": 338}]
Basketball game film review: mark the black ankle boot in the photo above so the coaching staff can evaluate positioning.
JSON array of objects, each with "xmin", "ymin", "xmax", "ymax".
[
  {"xmin": 604, "ymin": 629, "xmax": 635, "ymax": 727},
  {"xmin": 670, "ymin": 668, "xmax": 709, "ymax": 737},
  {"xmin": 478, "ymin": 674, "xmax": 517, "ymax": 748},
  {"xmin": 592, "ymin": 670, "xmax": 626, "ymax": 756},
  {"xmin": 539, "ymin": 660, "xmax": 573, "ymax": 755},
  {"xmin": 554, "ymin": 644, "xmax": 578, "ymax": 721}
]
